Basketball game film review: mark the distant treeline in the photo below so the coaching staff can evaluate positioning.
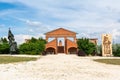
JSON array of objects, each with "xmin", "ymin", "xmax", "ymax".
[{"xmin": 0, "ymin": 37, "xmax": 46, "ymax": 55}]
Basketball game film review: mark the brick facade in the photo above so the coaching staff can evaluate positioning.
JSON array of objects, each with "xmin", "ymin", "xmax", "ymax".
[
  {"xmin": 45, "ymin": 28, "xmax": 97, "ymax": 54},
  {"xmin": 45, "ymin": 28, "xmax": 77, "ymax": 54}
]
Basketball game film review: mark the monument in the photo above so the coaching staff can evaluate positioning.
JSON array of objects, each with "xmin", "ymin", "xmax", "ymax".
[
  {"xmin": 8, "ymin": 28, "xmax": 17, "ymax": 54},
  {"xmin": 45, "ymin": 28, "xmax": 77, "ymax": 54},
  {"xmin": 102, "ymin": 34, "xmax": 112, "ymax": 56},
  {"xmin": 45, "ymin": 28, "xmax": 98, "ymax": 54}
]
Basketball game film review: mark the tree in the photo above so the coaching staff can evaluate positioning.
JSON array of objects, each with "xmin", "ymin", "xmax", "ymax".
[
  {"xmin": 19, "ymin": 37, "xmax": 46, "ymax": 55},
  {"xmin": 77, "ymin": 38, "xmax": 97, "ymax": 56},
  {"xmin": 0, "ymin": 37, "xmax": 8, "ymax": 43},
  {"xmin": 38, "ymin": 37, "xmax": 46, "ymax": 44},
  {"xmin": 113, "ymin": 44, "xmax": 120, "ymax": 57},
  {"xmin": 97, "ymin": 45, "xmax": 102, "ymax": 56},
  {"xmin": 29, "ymin": 37, "xmax": 37, "ymax": 43},
  {"xmin": 0, "ymin": 38, "xmax": 9, "ymax": 54}
]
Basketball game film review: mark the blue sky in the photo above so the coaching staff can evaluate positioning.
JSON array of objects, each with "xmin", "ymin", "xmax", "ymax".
[{"xmin": 0, "ymin": 0, "xmax": 120, "ymax": 44}]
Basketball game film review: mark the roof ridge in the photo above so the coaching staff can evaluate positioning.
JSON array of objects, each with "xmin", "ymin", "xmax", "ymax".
[{"xmin": 45, "ymin": 27, "xmax": 77, "ymax": 34}]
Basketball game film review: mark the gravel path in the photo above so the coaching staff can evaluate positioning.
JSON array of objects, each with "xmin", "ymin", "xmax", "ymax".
[{"xmin": 0, "ymin": 54, "xmax": 120, "ymax": 80}]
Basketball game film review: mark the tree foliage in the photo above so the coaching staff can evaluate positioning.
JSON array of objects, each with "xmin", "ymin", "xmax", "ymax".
[
  {"xmin": 77, "ymin": 38, "xmax": 97, "ymax": 55},
  {"xmin": 113, "ymin": 44, "xmax": 120, "ymax": 57},
  {"xmin": 19, "ymin": 37, "xmax": 46, "ymax": 55},
  {"xmin": 0, "ymin": 38, "xmax": 9, "ymax": 54},
  {"xmin": 97, "ymin": 45, "xmax": 102, "ymax": 56}
]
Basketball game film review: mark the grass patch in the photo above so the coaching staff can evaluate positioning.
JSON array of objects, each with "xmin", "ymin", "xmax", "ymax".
[
  {"xmin": 94, "ymin": 59, "xmax": 120, "ymax": 65},
  {"xmin": 0, "ymin": 56, "xmax": 38, "ymax": 64}
]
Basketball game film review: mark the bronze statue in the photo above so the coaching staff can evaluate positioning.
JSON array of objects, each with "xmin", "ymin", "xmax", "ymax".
[{"xmin": 8, "ymin": 28, "xmax": 17, "ymax": 54}]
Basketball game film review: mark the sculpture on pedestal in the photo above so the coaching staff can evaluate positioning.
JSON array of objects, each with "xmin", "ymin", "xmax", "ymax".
[
  {"xmin": 102, "ymin": 34, "xmax": 112, "ymax": 56},
  {"xmin": 8, "ymin": 28, "xmax": 17, "ymax": 54}
]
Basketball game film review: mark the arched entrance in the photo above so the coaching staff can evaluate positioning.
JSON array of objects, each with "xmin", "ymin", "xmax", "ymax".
[
  {"xmin": 68, "ymin": 47, "xmax": 77, "ymax": 54},
  {"xmin": 45, "ymin": 28, "xmax": 77, "ymax": 54},
  {"xmin": 46, "ymin": 47, "xmax": 55, "ymax": 54}
]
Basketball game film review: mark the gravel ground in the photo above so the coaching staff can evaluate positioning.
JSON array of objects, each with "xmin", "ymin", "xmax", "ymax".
[{"xmin": 0, "ymin": 54, "xmax": 120, "ymax": 80}]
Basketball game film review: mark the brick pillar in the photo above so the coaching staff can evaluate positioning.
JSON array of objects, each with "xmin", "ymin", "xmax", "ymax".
[
  {"xmin": 55, "ymin": 49, "xmax": 57, "ymax": 54},
  {"xmin": 64, "ymin": 37, "xmax": 67, "ymax": 54},
  {"xmin": 55, "ymin": 37, "xmax": 58, "ymax": 54},
  {"xmin": 46, "ymin": 36, "xmax": 48, "ymax": 42},
  {"xmin": 74, "ymin": 36, "xmax": 76, "ymax": 43}
]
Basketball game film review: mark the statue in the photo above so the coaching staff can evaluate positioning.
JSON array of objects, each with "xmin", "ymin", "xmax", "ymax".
[
  {"xmin": 103, "ymin": 35, "xmax": 111, "ymax": 54},
  {"xmin": 8, "ymin": 28, "xmax": 17, "ymax": 54},
  {"xmin": 102, "ymin": 34, "xmax": 112, "ymax": 56}
]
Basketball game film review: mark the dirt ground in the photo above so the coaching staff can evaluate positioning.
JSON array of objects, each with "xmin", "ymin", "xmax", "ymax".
[{"xmin": 0, "ymin": 54, "xmax": 120, "ymax": 80}]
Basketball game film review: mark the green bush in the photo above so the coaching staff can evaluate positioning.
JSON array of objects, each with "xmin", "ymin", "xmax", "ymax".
[
  {"xmin": 19, "ymin": 37, "xmax": 46, "ymax": 55},
  {"xmin": 0, "ymin": 43, "xmax": 9, "ymax": 54},
  {"xmin": 97, "ymin": 45, "xmax": 102, "ymax": 56},
  {"xmin": 113, "ymin": 44, "xmax": 120, "ymax": 57},
  {"xmin": 0, "ymin": 38, "xmax": 9, "ymax": 54},
  {"xmin": 77, "ymin": 38, "xmax": 97, "ymax": 56}
]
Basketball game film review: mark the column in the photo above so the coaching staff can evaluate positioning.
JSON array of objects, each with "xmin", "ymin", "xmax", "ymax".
[
  {"xmin": 55, "ymin": 37, "xmax": 58, "ymax": 54},
  {"xmin": 64, "ymin": 37, "xmax": 67, "ymax": 54},
  {"xmin": 74, "ymin": 36, "xmax": 76, "ymax": 43},
  {"xmin": 46, "ymin": 36, "xmax": 48, "ymax": 42}
]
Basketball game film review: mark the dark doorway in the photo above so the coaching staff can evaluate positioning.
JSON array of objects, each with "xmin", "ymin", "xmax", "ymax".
[
  {"xmin": 68, "ymin": 47, "xmax": 77, "ymax": 54},
  {"xmin": 46, "ymin": 47, "xmax": 55, "ymax": 54},
  {"xmin": 57, "ymin": 46, "xmax": 64, "ymax": 53}
]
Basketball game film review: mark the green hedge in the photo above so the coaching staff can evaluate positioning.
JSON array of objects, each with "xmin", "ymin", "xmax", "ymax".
[
  {"xmin": 19, "ymin": 37, "xmax": 46, "ymax": 55},
  {"xmin": 0, "ymin": 38, "xmax": 9, "ymax": 54},
  {"xmin": 77, "ymin": 38, "xmax": 97, "ymax": 56},
  {"xmin": 113, "ymin": 44, "xmax": 120, "ymax": 57}
]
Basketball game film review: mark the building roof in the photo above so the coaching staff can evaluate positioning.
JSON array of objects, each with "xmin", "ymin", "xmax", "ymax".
[{"xmin": 45, "ymin": 28, "xmax": 77, "ymax": 35}]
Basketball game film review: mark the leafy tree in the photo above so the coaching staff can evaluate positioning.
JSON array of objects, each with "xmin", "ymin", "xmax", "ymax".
[
  {"xmin": 19, "ymin": 37, "xmax": 46, "ymax": 55},
  {"xmin": 29, "ymin": 37, "xmax": 37, "ymax": 43},
  {"xmin": 0, "ymin": 38, "xmax": 9, "ymax": 54},
  {"xmin": 77, "ymin": 38, "xmax": 97, "ymax": 56},
  {"xmin": 0, "ymin": 37, "xmax": 8, "ymax": 43},
  {"xmin": 97, "ymin": 45, "xmax": 102, "ymax": 56},
  {"xmin": 38, "ymin": 37, "xmax": 46, "ymax": 44},
  {"xmin": 0, "ymin": 43, "xmax": 9, "ymax": 54},
  {"xmin": 113, "ymin": 44, "xmax": 120, "ymax": 57}
]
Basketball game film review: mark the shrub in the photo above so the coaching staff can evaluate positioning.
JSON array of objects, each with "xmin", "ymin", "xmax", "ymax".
[
  {"xmin": 19, "ymin": 37, "xmax": 46, "ymax": 55},
  {"xmin": 77, "ymin": 50, "xmax": 86, "ymax": 56},
  {"xmin": 0, "ymin": 38, "xmax": 9, "ymax": 54},
  {"xmin": 0, "ymin": 43, "xmax": 9, "ymax": 54},
  {"xmin": 113, "ymin": 44, "xmax": 120, "ymax": 57},
  {"xmin": 77, "ymin": 38, "xmax": 97, "ymax": 56}
]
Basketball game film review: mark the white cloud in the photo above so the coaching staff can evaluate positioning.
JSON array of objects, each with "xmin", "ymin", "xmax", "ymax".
[
  {"xmin": 15, "ymin": 34, "xmax": 45, "ymax": 45},
  {"xmin": 1, "ymin": 0, "xmax": 120, "ymax": 43},
  {"xmin": 26, "ymin": 20, "xmax": 42, "ymax": 27},
  {"xmin": 77, "ymin": 33, "xmax": 90, "ymax": 38},
  {"xmin": 15, "ymin": 34, "xmax": 31, "ymax": 44},
  {"xmin": 15, "ymin": 17, "xmax": 42, "ymax": 27},
  {"xmin": 111, "ymin": 29, "xmax": 120, "ymax": 40},
  {"xmin": 29, "ymin": 29, "xmax": 34, "ymax": 32}
]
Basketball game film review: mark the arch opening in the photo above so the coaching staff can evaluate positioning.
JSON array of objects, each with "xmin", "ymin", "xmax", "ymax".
[
  {"xmin": 68, "ymin": 47, "xmax": 77, "ymax": 54},
  {"xmin": 46, "ymin": 47, "xmax": 55, "ymax": 54}
]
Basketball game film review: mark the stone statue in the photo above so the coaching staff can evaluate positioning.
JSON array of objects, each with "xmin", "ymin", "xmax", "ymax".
[
  {"xmin": 102, "ymin": 34, "xmax": 112, "ymax": 56},
  {"xmin": 8, "ymin": 28, "xmax": 17, "ymax": 54},
  {"xmin": 103, "ymin": 35, "xmax": 111, "ymax": 54}
]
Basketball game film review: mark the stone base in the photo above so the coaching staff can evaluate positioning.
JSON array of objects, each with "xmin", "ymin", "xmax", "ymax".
[{"xmin": 102, "ymin": 54, "xmax": 113, "ymax": 57}]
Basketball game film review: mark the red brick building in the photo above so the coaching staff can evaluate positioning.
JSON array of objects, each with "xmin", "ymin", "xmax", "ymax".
[
  {"xmin": 45, "ymin": 28, "xmax": 97, "ymax": 54},
  {"xmin": 45, "ymin": 28, "xmax": 77, "ymax": 54}
]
